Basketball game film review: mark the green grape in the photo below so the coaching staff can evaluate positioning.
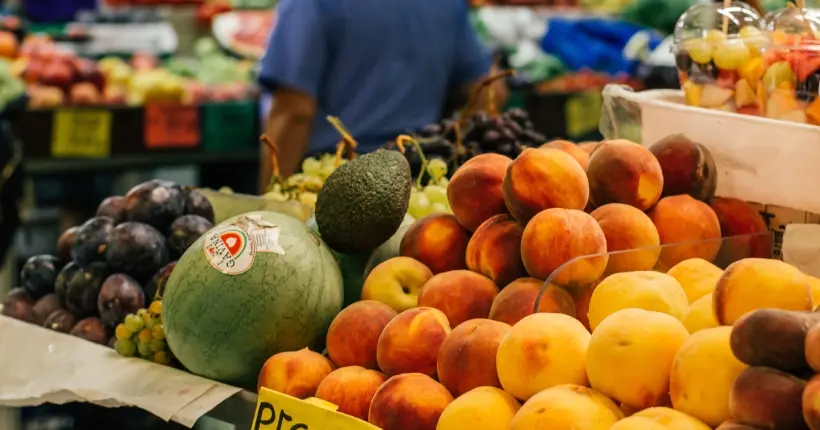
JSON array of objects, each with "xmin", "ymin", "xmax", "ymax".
[
  {"xmin": 115, "ymin": 339, "xmax": 137, "ymax": 357},
  {"xmin": 301, "ymin": 157, "xmax": 322, "ymax": 176},
  {"xmin": 319, "ymin": 163, "xmax": 335, "ymax": 178},
  {"xmin": 149, "ymin": 300, "xmax": 163, "ymax": 316},
  {"xmin": 431, "ymin": 202, "xmax": 449, "ymax": 214},
  {"xmin": 115, "ymin": 324, "xmax": 133, "ymax": 341},
  {"xmin": 138, "ymin": 329, "xmax": 153, "ymax": 344},
  {"xmin": 713, "ymin": 40, "xmax": 750, "ymax": 70},
  {"xmin": 423, "ymin": 185, "xmax": 448, "ymax": 206},
  {"xmin": 153, "ymin": 351, "xmax": 171, "ymax": 365},
  {"xmin": 137, "ymin": 341, "xmax": 153, "ymax": 358},
  {"xmin": 763, "ymin": 61, "xmax": 796, "ymax": 89},
  {"xmin": 426, "ymin": 158, "xmax": 448, "ymax": 181},
  {"xmin": 150, "ymin": 338, "xmax": 166, "ymax": 353},
  {"xmin": 408, "ymin": 190, "xmax": 432, "ymax": 219},
  {"xmin": 136, "ymin": 308, "xmax": 149, "ymax": 320},
  {"xmin": 438, "ymin": 177, "xmax": 449, "ymax": 188},
  {"xmin": 144, "ymin": 318, "xmax": 156, "ymax": 330},
  {"xmin": 124, "ymin": 314, "xmax": 144, "ymax": 332},
  {"xmin": 262, "ymin": 190, "xmax": 288, "ymax": 202},
  {"xmin": 684, "ymin": 39, "xmax": 713, "ymax": 64},
  {"xmin": 152, "ymin": 324, "xmax": 166, "ymax": 340}
]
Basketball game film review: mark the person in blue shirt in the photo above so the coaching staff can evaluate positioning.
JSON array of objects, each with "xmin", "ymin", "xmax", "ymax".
[{"xmin": 257, "ymin": 0, "xmax": 506, "ymax": 190}]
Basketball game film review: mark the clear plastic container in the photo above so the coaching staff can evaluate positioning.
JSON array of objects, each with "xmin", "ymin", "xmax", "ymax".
[
  {"xmin": 759, "ymin": 7, "xmax": 820, "ymax": 125},
  {"xmin": 673, "ymin": 2, "xmax": 765, "ymax": 113}
]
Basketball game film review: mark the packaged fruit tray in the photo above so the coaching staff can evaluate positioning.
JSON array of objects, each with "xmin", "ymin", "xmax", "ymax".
[{"xmin": 601, "ymin": 84, "xmax": 820, "ymax": 216}]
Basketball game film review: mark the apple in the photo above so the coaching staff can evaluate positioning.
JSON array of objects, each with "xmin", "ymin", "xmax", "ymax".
[
  {"xmin": 361, "ymin": 256, "xmax": 434, "ymax": 312},
  {"xmin": 70, "ymin": 82, "xmax": 101, "ymax": 105},
  {"xmin": 39, "ymin": 60, "xmax": 74, "ymax": 91}
]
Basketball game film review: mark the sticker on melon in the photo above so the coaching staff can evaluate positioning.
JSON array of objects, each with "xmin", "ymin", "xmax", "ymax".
[{"xmin": 202, "ymin": 224, "xmax": 256, "ymax": 275}]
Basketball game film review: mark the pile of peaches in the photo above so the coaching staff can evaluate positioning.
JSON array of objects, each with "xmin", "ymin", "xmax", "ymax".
[{"xmin": 253, "ymin": 136, "xmax": 820, "ymax": 430}]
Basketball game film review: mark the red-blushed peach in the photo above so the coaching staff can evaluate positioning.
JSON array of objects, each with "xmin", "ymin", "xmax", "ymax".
[
  {"xmin": 591, "ymin": 203, "xmax": 661, "ymax": 273},
  {"xmin": 361, "ymin": 257, "xmax": 434, "ymax": 311},
  {"xmin": 447, "ymin": 153, "xmax": 512, "ymax": 232},
  {"xmin": 649, "ymin": 134, "xmax": 717, "ymax": 202},
  {"xmin": 257, "ymin": 348, "xmax": 334, "ymax": 398},
  {"xmin": 541, "ymin": 139, "xmax": 589, "ymax": 169},
  {"xmin": 466, "ymin": 214, "xmax": 527, "ymax": 287},
  {"xmin": 502, "ymin": 147, "xmax": 589, "ymax": 224},
  {"xmin": 709, "ymin": 197, "xmax": 772, "ymax": 262},
  {"xmin": 569, "ymin": 282, "xmax": 595, "ymax": 331},
  {"xmin": 649, "ymin": 195, "xmax": 722, "ymax": 269},
  {"xmin": 579, "ymin": 141, "xmax": 601, "ymax": 154},
  {"xmin": 376, "ymin": 307, "xmax": 451, "ymax": 377},
  {"xmin": 436, "ymin": 319, "xmax": 511, "ymax": 396},
  {"xmin": 315, "ymin": 366, "xmax": 387, "ymax": 421},
  {"xmin": 417, "ymin": 270, "xmax": 499, "ymax": 327},
  {"xmin": 586, "ymin": 139, "xmax": 664, "ymax": 210},
  {"xmin": 400, "ymin": 214, "xmax": 469, "ymax": 274},
  {"xmin": 488, "ymin": 277, "xmax": 576, "ymax": 326},
  {"xmin": 520, "ymin": 208, "xmax": 608, "ymax": 286},
  {"xmin": 368, "ymin": 373, "xmax": 454, "ymax": 430},
  {"xmin": 326, "ymin": 300, "xmax": 398, "ymax": 369}
]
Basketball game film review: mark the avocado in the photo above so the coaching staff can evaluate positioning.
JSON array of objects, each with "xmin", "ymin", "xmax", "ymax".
[{"xmin": 315, "ymin": 149, "xmax": 412, "ymax": 254}]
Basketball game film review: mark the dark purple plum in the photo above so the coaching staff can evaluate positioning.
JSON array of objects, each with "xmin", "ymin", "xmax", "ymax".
[
  {"xmin": 43, "ymin": 309, "xmax": 76, "ymax": 333},
  {"xmin": 144, "ymin": 261, "xmax": 176, "ymax": 300},
  {"xmin": 64, "ymin": 262, "xmax": 108, "ymax": 317},
  {"xmin": 105, "ymin": 222, "xmax": 169, "ymax": 283},
  {"xmin": 97, "ymin": 196, "xmax": 127, "ymax": 224},
  {"xmin": 1, "ymin": 288, "xmax": 34, "ymax": 322},
  {"xmin": 32, "ymin": 293, "xmax": 63, "ymax": 325},
  {"xmin": 57, "ymin": 226, "xmax": 79, "ymax": 262},
  {"xmin": 70, "ymin": 317, "xmax": 109, "ymax": 345},
  {"xmin": 97, "ymin": 274, "xmax": 145, "ymax": 327},
  {"xmin": 55, "ymin": 261, "xmax": 81, "ymax": 303},
  {"xmin": 168, "ymin": 215, "xmax": 213, "ymax": 259},
  {"xmin": 72, "ymin": 216, "xmax": 115, "ymax": 265},
  {"xmin": 20, "ymin": 254, "xmax": 61, "ymax": 300},
  {"xmin": 184, "ymin": 187, "xmax": 215, "ymax": 224},
  {"xmin": 124, "ymin": 179, "xmax": 186, "ymax": 231}
]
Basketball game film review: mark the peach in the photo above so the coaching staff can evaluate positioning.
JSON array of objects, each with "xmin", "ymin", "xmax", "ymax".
[
  {"xmin": 610, "ymin": 417, "xmax": 668, "ymax": 430},
  {"xmin": 590, "ymin": 203, "xmax": 661, "ymax": 273},
  {"xmin": 257, "ymin": 348, "xmax": 334, "ymax": 398},
  {"xmin": 710, "ymin": 197, "xmax": 772, "ymax": 262},
  {"xmin": 315, "ymin": 366, "xmax": 387, "ymax": 421},
  {"xmin": 368, "ymin": 373, "xmax": 453, "ymax": 430},
  {"xmin": 376, "ymin": 307, "xmax": 451, "ymax": 377},
  {"xmin": 649, "ymin": 134, "xmax": 717, "ymax": 201},
  {"xmin": 400, "ymin": 214, "xmax": 469, "ymax": 274},
  {"xmin": 587, "ymin": 271, "xmax": 689, "ymax": 331},
  {"xmin": 417, "ymin": 270, "xmax": 499, "ymax": 327},
  {"xmin": 496, "ymin": 313, "xmax": 591, "ymax": 400},
  {"xmin": 502, "ymin": 147, "xmax": 589, "ymax": 224},
  {"xmin": 682, "ymin": 293, "xmax": 719, "ymax": 333},
  {"xmin": 361, "ymin": 257, "xmax": 433, "ymax": 312},
  {"xmin": 578, "ymin": 141, "xmax": 601, "ymax": 154},
  {"xmin": 649, "ymin": 195, "xmax": 722, "ymax": 269},
  {"xmin": 570, "ymin": 283, "xmax": 595, "ymax": 331},
  {"xmin": 666, "ymin": 258, "xmax": 724, "ymax": 304},
  {"xmin": 521, "ymin": 208, "xmax": 608, "ymax": 286},
  {"xmin": 326, "ymin": 300, "xmax": 398, "ymax": 369},
  {"xmin": 586, "ymin": 139, "xmax": 664, "ymax": 210},
  {"xmin": 465, "ymin": 214, "xmax": 527, "ymax": 287},
  {"xmin": 541, "ymin": 139, "xmax": 589, "ymax": 169},
  {"xmin": 437, "ymin": 387, "xmax": 520, "ymax": 430},
  {"xmin": 713, "ymin": 258, "xmax": 813, "ymax": 325},
  {"xmin": 447, "ymin": 153, "xmax": 512, "ymax": 232},
  {"xmin": 437, "ymin": 319, "xmax": 511, "ymax": 396},
  {"xmin": 634, "ymin": 407, "xmax": 712, "ymax": 430},
  {"xmin": 488, "ymin": 277, "xmax": 576, "ymax": 326},
  {"xmin": 509, "ymin": 384, "xmax": 623, "ymax": 430}
]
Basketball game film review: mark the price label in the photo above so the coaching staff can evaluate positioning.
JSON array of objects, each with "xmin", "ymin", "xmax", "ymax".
[
  {"xmin": 252, "ymin": 388, "xmax": 380, "ymax": 430},
  {"xmin": 565, "ymin": 91, "xmax": 603, "ymax": 139},
  {"xmin": 145, "ymin": 104, "xmax": 201, "ymax": 149},
  {"xmin": 51, "ymin": 109, "xmax": 112, "ymax": 158}
]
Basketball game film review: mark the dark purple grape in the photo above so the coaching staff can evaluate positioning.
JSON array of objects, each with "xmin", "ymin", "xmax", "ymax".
[
  {"xmin": 421, "ymin": 123, "xmax": 443, "ymax": 137},
  {"xmin": 797, "ymin": 71, "xmax": 819, "ymax": 103},
  {"xmin": 675, "ymin": 51, "xmax": 693, "ymax": 72},
  {"xmin": 70, "ymin": 317, "xmax": 109, "ymax": 345},
  {"xmin": 55, "ymin": 262, "xmax": 81, "ymax": 303},
  {"xmin": 506, "ymin": 120, "xmax": 524, "ymax": 136},
  {"xmin": 97, "ymin": 196, "xmax": 127, "ymax": 224},
  {"xmin": 105, "ymin": 222, "xmax": 169, "ymax": 283},
  {"xmin": 124, "ymin": 179, "xmax": 186, "ymax": 232},
  {"xmin": 97, "ymin": 274, "xmax": 145, "ymax": 327},
  {"xmin": 421, "ymin": 138, "xmax": 454, "ymax": 159},
  {"xmin": 32, "ymin": 293, "xmax": 63, "ymax": 325},
  {"xmin": 168, "ymin": 215, "xmax": 213, "ymax": 259},
  {"xmin": 65, "ymin": 263, "xmax": 108, "ymax": 317},
  {"xmin": 497, "ymin": 142, "xmax": 514, "ymax": 155},
  {"xmin": 57, "ymin": 226, "xmax": 79, "ymax": 262},
  {"xmin": 514, "ymin": 142, "xmax": 527, "ymax": 155},
  {"xmin": 482, "ymin": 129, "xmax": 502, "ymax": 144},
  {"xmin": 505, "ymin": 108, "xmax": 529, "ymax": 127},
  {"xmin": 144, "ymin": 261, "xmax": 177, "ymax": 300},
  {"xmin": 43, "ymin": 309, "xmax": 76, "ymax": 333},
  {"xmin": 499, "ymin": 127, "xmax": 517, "ymax": 142},
  {"xmin": 1, "ymin": 288, "xmax": 34, "ymax": 322},
  {"xmin": 690, "ymin": 62, "xmax": 718, "ymax": 84},
  {"xmin": 72, "ymin": 216, "xmax": 115, "ymax": 266},
  {"xmin": 520, "ymin": 129, "xmax": 547, "ymax": 145},
  {"xmin": 522, "ymin": 120, "xmax": 535, "ymax": 130},
  {"xmin": 184, "ymin": 188, "xmax": 215, "ymax": 224},
  {"xmin": 20, "ymin": 255, "xmax": 61, "ymax": 300}
]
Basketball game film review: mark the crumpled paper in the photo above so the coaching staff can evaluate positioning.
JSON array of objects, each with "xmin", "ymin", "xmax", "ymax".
[
  {"xmin": 783, "ymin": 224, "xmax": 820, "ymax": 277},
  {"xmin": 0, "ymin": 315, "xmax": 242, "ymax": 428}
]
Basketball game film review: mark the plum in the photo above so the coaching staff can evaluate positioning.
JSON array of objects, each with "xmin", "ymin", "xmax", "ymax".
[
  {"xmin": 32, "ymin": 293, "xmax": 63, "ymax": 325},
  {"xmin": 97, "ymin": 274, "xmax": 145, "ymax": 327},
  {"xmin": 43, "ymin": 309, "xmax": 76, "ymax": 333},
  {"xmin": 57, "ymin": 226, "xmax": 79, "ymax": 262},
  {"xmin": 20, "ymin": 254, "xmax": 61, "ymax": 300},
  {"xmin": 124, "ymin": 180, "xmax": 186, "ymax": 231},
  {"xmin": 168, "ymin": 215, "xmax": 213, "ymax": 259},
  {"xmin": 70, "ymin": 317, "xmax": 109, "ymax": 345},
  {"xmin": 72, "ymin": 216, "xmax": 115, "ymax": 265},
  {"xmin": 1, "ymin": 288, "xmax": 34, "ymax": 322},
  {"xmin": 64, "ymin": 263, "xmax": 108, "ymax": 317},
  {"xmin": 97, "ymin": 196, "xmax": 127, "ymax": 224},
  {"xmin": 144, "ymin": 261, "xmax": 176, "ymax": 300},
  {"xmin": 55, "ymin": 261, "xmax": 81, "ymax": 302},
  {"xmin": 105, "ymin": 222, "xmax": 169, "ymax": 283},
  {"xmin": 184, "ymin": 187, "xmax": 215, "ymax": 224}
]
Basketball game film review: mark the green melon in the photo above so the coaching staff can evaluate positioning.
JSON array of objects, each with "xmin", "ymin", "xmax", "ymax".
[{"xmin": 162, "ymin": 211, "xmax": 343, "ymax": 387}]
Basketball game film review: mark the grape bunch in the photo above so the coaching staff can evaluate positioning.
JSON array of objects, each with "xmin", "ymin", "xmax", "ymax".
[
  {"xmin": 262, "ymin": 154, "xmax": 344, "ymax": 210},
  {"xmin": 114, "ymin": 300, "xmax": 174, "ymax": 366},
  {"xmin": 408, "ymin": 158, "xmax": 453, "ymax": 219}
]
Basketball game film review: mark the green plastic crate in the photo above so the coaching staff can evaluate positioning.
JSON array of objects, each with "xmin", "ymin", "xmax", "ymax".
[{"xmin": 200, "ymin": 101, "xmax": 260, "ymax": 153}]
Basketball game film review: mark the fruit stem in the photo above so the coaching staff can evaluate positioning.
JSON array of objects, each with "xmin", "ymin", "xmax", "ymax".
[
  {"xmin": 487, "ymin": 63, "xmax": 499, "ymax": 117},
  {"xmin": 327, "ymin": 116, "xmax": 358, "ymax": 165},
  {"xmin": 396, "ymin": 134, "xmax": 428, "ymax": 189},
  {"xmin": 260, "ymin": 134, "xmax": 281, "ymax": 191}
]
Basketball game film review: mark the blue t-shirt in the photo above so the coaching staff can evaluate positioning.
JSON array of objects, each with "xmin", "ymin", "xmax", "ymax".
[{"xmin": 258, "ymin": 0, "xmax": 492, "ymax": 154}]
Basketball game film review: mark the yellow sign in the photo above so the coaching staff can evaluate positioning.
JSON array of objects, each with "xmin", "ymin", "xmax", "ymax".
[
  {"xmin": 565, "ymin": 91, "xmax": 603, "ymax": 139},
  {"xmin": 51, "ymin": 109, "xmax": 112, "ymax": 158},
  {"xmin": 252, "ymin": 387, "xmax": 381, "ymax": 430}
]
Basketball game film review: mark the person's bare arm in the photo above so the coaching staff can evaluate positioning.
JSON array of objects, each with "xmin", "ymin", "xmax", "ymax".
[{"xmin": 259, "ymin": 88, "xmax": 318, "ymax": 192}]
